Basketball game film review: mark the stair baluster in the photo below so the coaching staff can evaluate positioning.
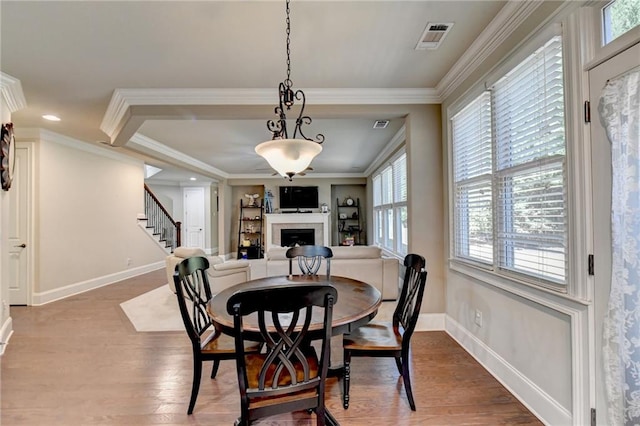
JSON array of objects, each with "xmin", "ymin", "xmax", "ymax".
[{"xmin": 143, "ymin": 184, "xmax": 181, "ymax": 252}]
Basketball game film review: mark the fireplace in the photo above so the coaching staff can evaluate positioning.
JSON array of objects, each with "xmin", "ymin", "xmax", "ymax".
[
  {"xmin": 281, "ymin": 229, "xmax": 315, "ymax": 247},
  {"xmin": 264, "ymin": 213, "xmax": 330, "ymax": 250}
]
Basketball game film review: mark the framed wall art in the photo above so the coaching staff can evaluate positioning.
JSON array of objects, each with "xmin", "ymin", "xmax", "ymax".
[{"xmin": 1, "ymin": 122, "xmax": 15, "ymax": 191}]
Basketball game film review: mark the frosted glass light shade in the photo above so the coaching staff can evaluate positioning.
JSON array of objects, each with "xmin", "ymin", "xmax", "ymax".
[{"xmin": 255, "ymin": 138, "xmax": 322, "ymax": 178}]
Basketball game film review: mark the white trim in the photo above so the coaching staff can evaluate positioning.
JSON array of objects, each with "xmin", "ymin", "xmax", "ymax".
[
  {"xmin": 0, "ymin": 72, "xmax": 27, "ymax": 113},
  {"xmin": 264, "ymin": 213, "xmax": 330, "ymax": 251},
  {"xmin": 446, "ymin": 316, "xmax": 572, "ymax": 426},
  {"xmin": 437, "ymin": 0, "xmax": 545, "ymax": 99},
  {"xmin": 364, "ymin": 126, "xmax": 406, "ymax": 177},
  {"xmin": 0, "ymin": 316, "xmax": 13, "ymax": 355},
  {"xmin": 230, "ymin": 172, "xmax": 366, "ymax": 180},
  {"xmin": 584, "ymin": 5, "xmax": 640, "ymax": 70},
  {"xmin": 101, "ymin": 88, "xmax": 439, "ymax": 139},
  {"xmin": 484, "ymin": 23, "xmax": 563, "ymax": 89},
  {"xmin": 31, "ymin": 262, "xmax": 164, "ymax": 306},
  {"xmin": 17, "ymin": 128, "xmax": 142, "ymax": 166},
  {"xmin": 129, "ymin": 133, "xmax": 229, "ymax": 179}
]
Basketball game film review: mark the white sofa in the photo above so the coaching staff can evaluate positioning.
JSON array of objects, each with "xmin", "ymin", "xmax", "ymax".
[
  {"xmin": 165, "ymin": 247, "xmax": 251, "ymax": 294},
  {"xmin": 265, "ymin": 245, "xmax": 400, "ymax": 300}
]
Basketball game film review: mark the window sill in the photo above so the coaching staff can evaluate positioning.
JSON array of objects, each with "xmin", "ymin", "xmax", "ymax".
[{"xmin": 449, "ymin": 258, "xmax": 590, "ymax": 309}]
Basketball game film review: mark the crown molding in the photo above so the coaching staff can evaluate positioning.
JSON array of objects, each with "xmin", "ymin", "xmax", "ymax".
[
  {"xmin": 436, "ymin": 0, "xmax": 544, "ymax": 100},
  {"xmin": 129, "ymin": 133, "xmax": 229, "ymax": 180},
  {"xmin": 364, "ymin": 125, "xmax": 406, "ymax": 176},
  {"xmin": 18, "ymin": 128, "xmax": 142, "ymax": 166},
  {"xmin": 100, "ymin": 87, "xmax": 439, "ymax": 140},
  {"xmin": 0, "ymin": 72, "xmax": 28, "ymax": 113}
]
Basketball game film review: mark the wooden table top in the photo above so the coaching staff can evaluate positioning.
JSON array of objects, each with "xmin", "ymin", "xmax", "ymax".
[{"xmin": 208, "ymin": 274, "xmax": 382, "ymax": 337}]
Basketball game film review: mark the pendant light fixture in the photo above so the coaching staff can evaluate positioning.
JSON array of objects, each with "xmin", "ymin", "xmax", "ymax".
[{"xmin": 255, "ymin": 0, "xmax": 324, "ymax": 181}]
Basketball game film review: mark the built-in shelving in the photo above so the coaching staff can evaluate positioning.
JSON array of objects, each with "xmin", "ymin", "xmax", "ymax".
[
  {"xmin": 237, "ymin": 200, "xmax": 263, "ymax": 259},
  {"xmin": 336, "ymin": 197, "xmax": 362, "ymax": 246}
]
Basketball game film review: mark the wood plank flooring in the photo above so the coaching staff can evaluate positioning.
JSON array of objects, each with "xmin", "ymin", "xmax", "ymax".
[{"xmin": 1, "ymin": 269, "xmax": 542, "ymax": 425}]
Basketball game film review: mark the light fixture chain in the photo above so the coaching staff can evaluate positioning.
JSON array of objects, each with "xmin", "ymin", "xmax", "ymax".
[{"xmin": 285, "ymin": 0, "xmax": 291, "ymax": 86}]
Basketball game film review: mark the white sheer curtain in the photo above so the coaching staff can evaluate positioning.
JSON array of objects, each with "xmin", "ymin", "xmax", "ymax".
[{"xmin": 599, "ymin": 67, "xmax": 640, "ymax": 426}]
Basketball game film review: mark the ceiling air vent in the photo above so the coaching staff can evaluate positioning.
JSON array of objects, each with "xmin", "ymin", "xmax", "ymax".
[
  {"xmin": 373, "ymin": 120, "xmax": 389, "ymax": 129},
  {"xmin": 415, "ymin": 22, "xmax": 454, "ymax": 50}
]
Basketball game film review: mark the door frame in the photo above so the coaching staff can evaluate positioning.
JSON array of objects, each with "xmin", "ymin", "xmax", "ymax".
[
  {"xmin": 587, "ymin": 40, "xmax": 640, "ymax": 426},
  {"xmin": 10, "ymin": 141, "xmax": 34, "ymax": 306},
  {"xmin": 183, "ymin": 186, "xmax": 206, "ymax": 250}
]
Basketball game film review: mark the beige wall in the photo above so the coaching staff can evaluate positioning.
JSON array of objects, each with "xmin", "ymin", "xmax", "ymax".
[
  {"xmin": 34, "ymin": 130, "xmax": 167, "ymax": 298},
  {"xmin": 440, "ymin": 2, "xmax": 583, "ymax": 421},
  {"xmin": 227, "ymin": 177, "xmax": 368, "ymax": 256},
  {"xmin": 406, "ymin": 105, "xmax": 444, "ymax": 313},
  {"xmin": 227, "ymin": 104, "xmax": 445, "ymax": 315}
]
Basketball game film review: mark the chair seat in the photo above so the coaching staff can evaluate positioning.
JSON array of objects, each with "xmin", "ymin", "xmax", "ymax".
[
  {"xmin": 343, "ymin": 322, "xmax": 402, "ymax": 351},
  {"xmin": 202, "ymin": 333, "xmax": 261, "ymax": 355}
]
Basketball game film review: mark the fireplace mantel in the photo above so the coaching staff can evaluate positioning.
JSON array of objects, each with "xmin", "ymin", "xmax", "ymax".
[{"xmin": 264, "ymin": 213, "xmax": 330, "ymax": 250}]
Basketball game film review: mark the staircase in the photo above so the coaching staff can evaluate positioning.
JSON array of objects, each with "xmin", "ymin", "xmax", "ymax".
[{"xmin": 139, "ymin": 184, "xmax": 181, "ymax": 253}]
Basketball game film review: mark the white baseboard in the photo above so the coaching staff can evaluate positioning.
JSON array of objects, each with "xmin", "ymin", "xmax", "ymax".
[
  {"xmin": 445, "ymin": 316, "xmax": 571, "ymax": 426},
  {"xmin": 31, "ymin": 262, "xmax": 165, "ymax": 306},
  {"xmin": 0, "ymin": 316, "xmax": 13, "ymax": 356}
]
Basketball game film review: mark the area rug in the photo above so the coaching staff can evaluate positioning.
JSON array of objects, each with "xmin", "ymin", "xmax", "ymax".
[
  {"xmin": 120, "ymin": 284, "xmax": 183, "ymax": 332},
  {"xmin": 121, "ymin": 284, "xmax": 401, "ymax": 333}
]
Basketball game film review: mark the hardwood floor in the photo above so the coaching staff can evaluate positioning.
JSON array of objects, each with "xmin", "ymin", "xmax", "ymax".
[{"xmin": 1, "ymin": 269, "xmax": 542, "ymax": 425}]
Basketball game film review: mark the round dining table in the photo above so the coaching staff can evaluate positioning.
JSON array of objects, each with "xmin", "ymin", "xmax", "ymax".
[{"xmin": 207, "ymin": 274, "xmax": 382, "ymax": 339}]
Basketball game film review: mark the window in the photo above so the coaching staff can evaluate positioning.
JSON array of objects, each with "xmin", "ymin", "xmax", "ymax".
[
  {"xmin": 602, "ymin": 0, "xmax": 640, "ymax": 45},
  {"xmin": 451, "ymin": 35, "xmax": 568, "ymax": 290},
  {"xmin": 373, "ymin": 150, "xmax": 407, "ymax": 256}
]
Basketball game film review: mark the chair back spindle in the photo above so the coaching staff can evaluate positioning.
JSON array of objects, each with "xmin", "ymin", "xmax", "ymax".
[
  {"xmin": 227, "ymin": 284, "xmax": 338, "ymax": 425},
  {"xmin": 286, "ymin": 245, "xmax": 333, "ymax": 277},
  {"xmin": 175, "ymin": 256, "xmax": 214, "ymax": 344}
]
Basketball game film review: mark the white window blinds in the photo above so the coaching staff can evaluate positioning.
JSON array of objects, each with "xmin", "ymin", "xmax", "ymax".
[
  {"xmin": 451, "ymin": 35, "xmax": 568, "ymax": 289},
  {"xmin": 452, "ymin": 92, "xmax": 493, "ymax": 263},
  {"xmin": 492, "ymin": 35, "xmax": 566, "ymax": 285},
  {"xmin": 372, "ymin": 150, "xmax": 407, "ymax": 255}
]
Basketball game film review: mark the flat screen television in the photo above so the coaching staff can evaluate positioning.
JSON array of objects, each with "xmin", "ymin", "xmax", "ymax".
[{"xmin": 279, "ymin": 186, "xmax": 319, "ymax": 209}]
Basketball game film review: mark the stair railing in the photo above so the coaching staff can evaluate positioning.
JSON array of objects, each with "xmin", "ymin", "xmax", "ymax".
[{"xmin": 143, "ymin": 184, "xmax": 181, "ymax": 252}]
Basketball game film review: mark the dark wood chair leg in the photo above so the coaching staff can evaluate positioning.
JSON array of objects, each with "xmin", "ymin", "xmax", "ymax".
[
  {"xmin": 325, "ymin": 408, "xmax": 340, "ymax": 426},
  {"xmin": 394, "ymin": 356, "xmax": 402, "ymax": 375},
  {"xmin": 315, "ymin": 406, "xmax": 326, "ymax": 426},
  {"xmin": 188, "ymin": 356, "xmax": 202, "ymax": 415},
  {"xmin": 211, "ymin": 359, "xmax": 220, "ymax": 378},
  {"xmin": 401, "ymin": 354, "xmax": 416, "ymax": 411},
  {"xmin": 343, "ymin": 349, "xmax": 351, "ymax": 409}
]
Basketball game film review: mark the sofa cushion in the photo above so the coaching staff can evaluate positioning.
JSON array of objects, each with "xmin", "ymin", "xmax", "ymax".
[
  {"xmin": 331, "ymin": 246, "xmax": 381, "ymax": 259},
  {"xmin": 173, "ymin": 247, "xmax": 206, "ymax": 258},
  {"xmin": 267, "ymin": 247, "xmax": 289, "ymax": 261},
  {"xmin": 213, "ymin": 259, "xmax": 250, "ymax": 272}
]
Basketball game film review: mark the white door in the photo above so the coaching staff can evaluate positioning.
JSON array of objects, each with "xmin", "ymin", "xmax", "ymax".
[
  {"xmin": 8, "ymin": 144, "xmax": 32, "ymax": 305},
  {"xmin": 184, "ymin": 187, "xmax": 205, "ymax": 249},
  {"xmin": 589, "ymin": 41, "xmax": 640, "ymax": 425}
]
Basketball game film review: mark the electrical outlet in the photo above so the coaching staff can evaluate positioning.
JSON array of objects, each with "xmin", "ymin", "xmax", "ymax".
[
  {"xmin": 474, "ymin": 309, "xmax": 483, "ymax": 327},
  {"xmin": 126, "ymin": 258, "xmax": 132, "ymax": 266}
]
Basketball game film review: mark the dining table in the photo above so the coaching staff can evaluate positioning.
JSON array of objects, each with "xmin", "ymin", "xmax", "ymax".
[{"xmin": 207, "ymin": 274, "xmax": 383, "ymax": 340}]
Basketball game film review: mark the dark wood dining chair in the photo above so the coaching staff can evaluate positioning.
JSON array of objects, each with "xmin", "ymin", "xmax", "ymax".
[
  {"xmin": 286, "ymin": 245, "xmax": 333, "ymax": 277},
  {"xmin": 227, "ymin": 283, "xmax": 339, "ymax": 426},
  {"xmin": 173, "ymin": 256, "xmax": 261, "ymax": 415},
  {"xmin": 342, "ymin": 253, "xmax": 427, "ymax": 411}
]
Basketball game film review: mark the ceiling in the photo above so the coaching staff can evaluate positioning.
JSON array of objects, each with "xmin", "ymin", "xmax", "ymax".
[{"xmin": 1, "ymin": 0, "xmax": 510, "ymax": 184}]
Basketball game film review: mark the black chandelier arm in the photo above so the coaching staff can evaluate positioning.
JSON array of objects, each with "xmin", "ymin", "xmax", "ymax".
[
  {"xmin": 266, "ymin": 117, "xmax": 287, "ymax": 139},
  {"xmin": 296, "ymin": 122, "xmax": 325, "ymax": 144},
  {"xmin": 261, "ymin": 0, "xmax": 325, "ymax": 156}
]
